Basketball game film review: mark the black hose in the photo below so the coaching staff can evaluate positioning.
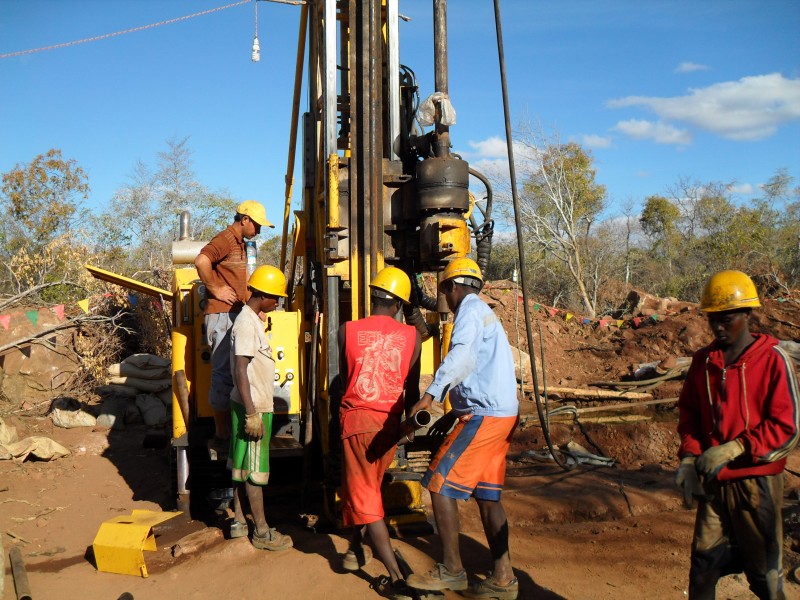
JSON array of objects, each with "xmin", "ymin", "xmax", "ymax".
[
  {"xmin": 493, "ymin": 0, "xmax": 572, "ymax": 470},
  {"xmin": 468, "ymin": 167, "xmax": 494, "ymax": 274}
]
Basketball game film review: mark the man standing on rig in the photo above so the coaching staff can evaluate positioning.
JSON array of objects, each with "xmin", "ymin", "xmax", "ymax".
[{"xmin": 194, "ymin": 200, "xmax": 273, "ymax": 453}]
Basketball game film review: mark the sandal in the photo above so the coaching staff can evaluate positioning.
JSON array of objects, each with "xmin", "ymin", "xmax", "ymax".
[
  {"xmin": 372, "ymin": 575, "xmax": 414, "ymax": 600},
  {"xmin": 342, "ymin": 544, "xmax": 373, "ymax": 571},
  {"xmin": 461, "ymin": 573, "xmax": 519, "ymax": 600},
  {"xmin": 251, "ymin": 527, "xmax": 293, "ymax": 551},
  {"xmin": 229, "ymin": 520, "xmax": 247, "ymax": 539}
]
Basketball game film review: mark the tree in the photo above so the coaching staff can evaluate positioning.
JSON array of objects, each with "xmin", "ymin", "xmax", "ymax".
[
  {"xmin": 94, "ymin": 136, "xmax": 237, "ymax": 279},
  {"xmin": 1, "ymin": 149, "xmax": 89, "ymax": 255},
  {"xmin": 0, "ymin": 150, "xmax": 95, "ymax": 302},
  {"xmin": 511, "ymin": 126, "xmax": 606, "ymax": 317},
  {"xmin": 640, "ymin": 195, "xmax": 681, "ymax": 275}
]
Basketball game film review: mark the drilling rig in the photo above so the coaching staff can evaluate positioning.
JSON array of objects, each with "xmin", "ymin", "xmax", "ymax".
[{"xmin": 88, "ymin": 0, "xmax": 495, "ymax": 527}]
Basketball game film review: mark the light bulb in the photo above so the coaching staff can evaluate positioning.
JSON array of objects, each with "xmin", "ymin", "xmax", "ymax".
[{"xmin": 251, "ymin": 37, "xmax": 261, "ymax": 63}]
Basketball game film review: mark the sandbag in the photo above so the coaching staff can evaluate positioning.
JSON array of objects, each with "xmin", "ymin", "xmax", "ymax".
[
  {"xmin": 135, "ymin": 393, "xmax": 168, "ymax": 427},
  {"xmin": 96, "ymin": 384, "xmax": 139, "ymax": 398},
  {"xmin": 50, "ymin": 398, "xmax": 97, "ymax": 429},
  {"xmin": 107, "ymin": 376, "xmax": 172, "ymax": 393},
  {"xmin": 108, "ymin": 362, "xmax": 170, "ymax": 380},
  {"xmin": 157, "ymin": 389, "xmax": 173, "ymax": 407},
  {"xmin": 122, "ymin": 354, "xmax": 171, "ymax": 369},
  {"xmin": 96, "ymin": 397, "xmax": 128, "ymax": 430},
  {"xmin": 1, "ymin": 436, "xmax": 70, "ymax": 462}
]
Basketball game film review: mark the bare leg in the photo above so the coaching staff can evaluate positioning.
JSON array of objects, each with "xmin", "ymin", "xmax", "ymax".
[
  {"xmin": 365, "ymin": 519, "xmax": 404, "ymax": 582},
  {"xmin": 431, "ymin": 491, "xmax": 464, "ymax": 574},
  {"xmin": 233, "ymin": 482, "xmax": 247, "ymax": 524},
  {"xmin": 476, "ymin": 498, "xmax": 514, "ymax": 584},
  {"xmin": 214, "ymin": 410, "xmax": 232, "ymax": 440},
  {"xmin": 244, "ymin": 481, "xmax": 268, "ymax": 535}
]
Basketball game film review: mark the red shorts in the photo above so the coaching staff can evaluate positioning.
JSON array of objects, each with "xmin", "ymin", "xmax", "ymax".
[
  {"xmin": 340, "ymin": 429, "xmax": 397, "ymax": 526},
  {"xmin": 422, "ymin": 414, "xmax": 518, "ymax": 501}
]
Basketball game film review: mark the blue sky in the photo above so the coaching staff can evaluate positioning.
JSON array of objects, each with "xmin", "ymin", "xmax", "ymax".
[{"xmin": 1, "ymin": 0, "xmax": 798, "ymax": 232}]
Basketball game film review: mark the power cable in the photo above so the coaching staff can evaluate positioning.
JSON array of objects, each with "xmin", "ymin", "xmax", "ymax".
[{"xmin": 0, "ymin": 0, "xmax": 252, "ymax": 60}]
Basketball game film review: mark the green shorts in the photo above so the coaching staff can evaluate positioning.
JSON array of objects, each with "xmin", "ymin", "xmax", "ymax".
[{"xmin": 229, "ymin": 402, "xmax": 272, "ymax": 485}]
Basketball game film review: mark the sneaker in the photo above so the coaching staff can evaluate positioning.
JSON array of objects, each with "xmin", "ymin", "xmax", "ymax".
[
  {"xmin": 406, "ymin": 562, "xmax": 468, "ymax": 591},
  {"xmin": 208, "ymin": 436, "xmax": 230, "ymax": 461},
  {"xmin": 461, "ymin": 574, "xmax": 519, "ymax": 600},
  {"xmin": 372, "ymin": 575, "xmax": 414, "ymax": 600},
  {"xmin": 251, "ymin": 527, "xmax": 293, "ymax": 551},
  {"xmin": 342, "ymin": 544, "xmax": 373, "ymax": 571},
  {"xmin": 229, "ymin": 520, "xmax": 247, "ymax": 539}
]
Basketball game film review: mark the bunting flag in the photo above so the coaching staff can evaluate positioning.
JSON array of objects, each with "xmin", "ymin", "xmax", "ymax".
[
  {"xmin": 25, "ymin": 310, "xmax": 38, "ymax": 327},
  {"xmin": 128, "ymin": 294, "xmax": 139, "ymax": 307},
  {"xmin": 565, "ymin": 313, "xmax": 574, "ymax": 322},
  {"xmin": 582, "ymin": 317, "xmax": 592, "ymax": 325},
  {"xmin": 52, "ymin": 304, "xmax": 65, "ymax": 320},
  {"xmin": 533, "ymin": 303, "xmax": 541, "ymax": 312},
  {"xmin": 78, "ymin": 299, "xmax": 90, "ymax": 314},
  {"xmin": 617, "ymin": 319, "xmax": 624, "ymax": 328},
  {"xmin": 651, "ymin": 314, "xmax": 660, "ymax": 322},
  {"xmin": 633, "ymin": 317, "xmax": 642, "ymax": 327},
  {"xmin": 598, "ymin": 319, "xmax": 609, "ymax": 329},
  {"xmin": 20, "ymin": 345, "xmax": 31, "ymax": 358},
  {"xmin": 548, "ymin": 308, "xmax": 558, "ymax": 318},
  {"xmin": 0, "ymin": 315, "xmax": 10, "ymax": 330}
]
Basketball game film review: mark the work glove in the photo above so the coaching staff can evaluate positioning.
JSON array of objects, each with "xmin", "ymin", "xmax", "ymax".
[
  {"xmin": 696, "ymin": 439, "xmax": 745, "ymax": 480},
  {"xmin": 674, "ymin": 456, "xmax": 704, "ymax": 508},
  {"xmin": 244, "ymin": 413, "xmax": 264, "ymax": 439}
]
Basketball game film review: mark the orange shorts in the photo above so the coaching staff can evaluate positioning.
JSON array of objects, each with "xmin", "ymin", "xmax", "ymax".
[
  {"xmin": 422, "ymin": 414, "xmax": 518, "ymax": 501},
  {"xmin": 340, "ymin": 429, "xmax": 397, "ymax": 527}
]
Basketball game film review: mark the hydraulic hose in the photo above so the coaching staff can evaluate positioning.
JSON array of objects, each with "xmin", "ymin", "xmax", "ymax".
[
  {"xmin": 493, "ymin": 0, "xmax": 572, "ymax": 470},
  {"xmin": 404, "ymin": 277, "xmax": 437, "ymax": 339},
  {"xmin": 468, "ymin": 167, "xmax": 494, "ymax": 274}
]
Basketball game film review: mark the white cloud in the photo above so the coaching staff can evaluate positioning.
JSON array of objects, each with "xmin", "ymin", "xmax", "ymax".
[
  {"xmin": 728, "ymin": 183, "xmax": 754, "ymax": 195},
  {"xmin": 467, "ymin": 136, "xmax": 508, "ymax": 158},
  {"xmin": 674, "ymin": 61, "xmax": 709, "ymax": 74},
  {"xmin": 580, "ymin": 134, "xmax": 612, "ymax": 148},
  {"xmin": 608, "ymin": 73, "xmax": 800, "ymax": 141},
  {"xmin": 613, "ymin": 119, "xmax": 692, "ymax": 145}
]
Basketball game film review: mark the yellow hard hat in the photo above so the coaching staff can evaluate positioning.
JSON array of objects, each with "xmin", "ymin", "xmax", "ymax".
[
  {"xmin": 369, "ymin": 266, "xmax": 411, "ymax": 304},
  {"xmin": 441, "ymin": 257, "xmax": 483, "ymax": 289},
  {"xmin": 237, "ymin": 200, "xmax": 273, "ymax": 228},
  {"xmin": 248, "ymin": 265, "xmax": 287, "ymax": 297},
  {"xmin": 700, "ymin": 270, "xmax": 761, "ymax": 312}
]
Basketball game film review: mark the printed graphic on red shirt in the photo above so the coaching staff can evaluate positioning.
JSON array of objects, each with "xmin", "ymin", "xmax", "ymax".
[{"xmin": 352, "ymin": 329, "xmax": 407, "ymax": 403}]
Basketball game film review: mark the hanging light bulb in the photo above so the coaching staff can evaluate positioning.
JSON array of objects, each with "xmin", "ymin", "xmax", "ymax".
[{"xmin": 251, "ymin": 1, "xmax": 261, "ymax": 63}]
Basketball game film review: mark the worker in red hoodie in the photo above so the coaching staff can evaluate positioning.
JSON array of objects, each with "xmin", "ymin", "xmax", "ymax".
[{"xmin": 676, "ymin": 270, "xmax": 800, "ymax": 600}]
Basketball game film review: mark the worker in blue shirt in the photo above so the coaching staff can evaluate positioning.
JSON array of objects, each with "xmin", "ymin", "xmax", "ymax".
[{"xmin": 407, "ymin": 257, "xmax": 520, "ymax": 600}]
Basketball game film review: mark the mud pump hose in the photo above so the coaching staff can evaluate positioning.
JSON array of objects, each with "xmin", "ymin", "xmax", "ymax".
[
  {"xmin": 468, "ymin": 167, "xmax": 495, "ymax": 274},
  {"xmin": 404, "ymin": 278, "xmax": 437, "ymax": 339},
  {"xmin": 493, "ymin": 0, "xmax": 571, "ymax": 470},
  {"xmin": 10, "ymin": 546, "xmax": 32, "ymax": 600}
]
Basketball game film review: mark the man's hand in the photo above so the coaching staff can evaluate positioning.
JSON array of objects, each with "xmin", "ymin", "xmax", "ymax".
[
  {"xmin": 409, "ymin": 393, "xmax": 434, "ymax": 419},
  {"xmin": 209, "ymin": 284, "xmax": 237, "ymax": 305},
  {"xmin": 696, "ymin": 439, "xmax": 745, "ymax": 479},
  {"xmin": 244, "ymin": 413, "xmax": 264, "ymax": 439},
  {"xmin": 428, "ymin": 411, "xmax": 457, "ymax": 439},
  {"xmin": 674, "ymin": 456, "xmax": 704, "ymax": 508}
]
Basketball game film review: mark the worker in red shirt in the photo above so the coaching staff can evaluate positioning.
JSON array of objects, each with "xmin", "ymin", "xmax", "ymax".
[
  {"xmin": 676, "ymin": 270, "xmax": 800, "ymax": 600},
  {"xmin": 338, "ymin": 266, "xmax": 422, "ymax": 600}
]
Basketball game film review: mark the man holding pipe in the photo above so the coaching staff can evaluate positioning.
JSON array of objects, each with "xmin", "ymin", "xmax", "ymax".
[
  {"xmin": 337, "ymin": 266, "xmax": 422, "ymax": 599},
  {"xmin": 407, "ymin": 257, "xmax": 520, "ymax": 600}
]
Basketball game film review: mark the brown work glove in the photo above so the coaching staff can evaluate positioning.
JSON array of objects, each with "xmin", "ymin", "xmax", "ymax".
[
  {"xmin": 696, "ymin": 439, "xmax": 744, "ymax": 480},
  {"xmin": 674, "ymin": 456, "xmax": 704, "ymax": 508},
  {"xmin": 244, "ymin": 413, "xmax": 264, "ymax": 439}
]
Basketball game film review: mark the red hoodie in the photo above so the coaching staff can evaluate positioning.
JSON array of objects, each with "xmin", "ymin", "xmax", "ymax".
[{"xmin": 678, "ymin": 333, "xmax": 800, "ymax": 481}]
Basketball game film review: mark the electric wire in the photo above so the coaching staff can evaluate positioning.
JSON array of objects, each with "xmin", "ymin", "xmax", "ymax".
[{"xmin": 0, "ymin": 0, "xmax": 252, "ymax": 60}]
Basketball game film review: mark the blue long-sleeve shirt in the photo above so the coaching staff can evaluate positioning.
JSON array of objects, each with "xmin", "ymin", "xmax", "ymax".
[{"xmin": 425, "ymin": 293, "xmax": 519, "ymax": 417}]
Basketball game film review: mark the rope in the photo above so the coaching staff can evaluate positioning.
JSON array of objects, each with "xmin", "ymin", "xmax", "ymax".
[{"xmin": 0, "ymin": 0, "xmax": 252, "ymax": 60}]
